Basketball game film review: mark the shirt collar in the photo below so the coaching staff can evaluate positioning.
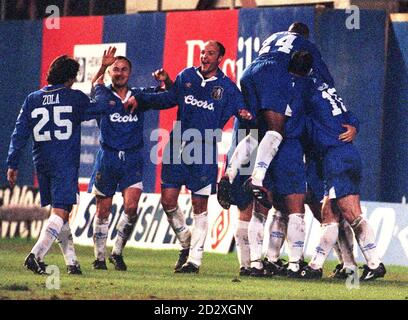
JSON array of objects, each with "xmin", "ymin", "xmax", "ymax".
[
  {"xmin": 195, "ymin": 67, "xmax": 222, "ymax": 87},
  {"xmin": 41, "ymin": 84, "xmax": 66, "ymax": 92},
  {"xmin": 108, "ymin": 84, "xmax": 132, "ymax": 103}
]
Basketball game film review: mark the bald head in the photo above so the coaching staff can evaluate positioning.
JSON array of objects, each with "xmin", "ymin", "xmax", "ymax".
[
  {"xmin": 288, "ymin": 22, "xmax": 310, "ymax": 39},
  {"xmin": 204, "ymin": 40, "xmax": 226, "ymax": 58}
]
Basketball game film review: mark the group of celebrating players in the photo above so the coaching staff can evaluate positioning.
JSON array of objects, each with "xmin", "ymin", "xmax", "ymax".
[{"xmin": 6, "ymin": 21, "xmax": 386, "ymax": 282}]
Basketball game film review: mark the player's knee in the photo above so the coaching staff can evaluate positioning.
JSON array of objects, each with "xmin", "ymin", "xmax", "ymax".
[
  {"xmin": 191, "ymin": 197, "xmax": 208, "ymax": 215},
  {"xmin": 321, "ymin": 200, "xmax": 339, "ymax": 224},
  {"xmin": 124, "ymin": 203, "xmax": 138, "ymax": 216},
  {"xmin": 284, "ymin": 194, "xmax": 305, "ymax": 214},
  {"xmin": 95, "ymin": 204, "xmax": 111, "ymax": 219},
  {"xmin": 239, "ymin": 205, "xmax": 253, "ymax": 221},
  {"xmin": 161, "ymin": 197, "xmax": 177, "ymax": 212},
  {"xmin": 254, "ymin": 201, "xmax": 270, "ymax": 215}
]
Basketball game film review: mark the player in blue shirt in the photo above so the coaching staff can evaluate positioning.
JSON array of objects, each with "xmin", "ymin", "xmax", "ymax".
[
  {"xmin": 133, "ymin": 40, "xmax": 252, "ymax": 273},
  {"xmin": 222, "ymin": 50, "xmax": 313, "ymax": 277},
  {"xmin": 217, "ymin": 115, "xmax": 257, "ymax": 276},
  {"xmin": 234, "ymin": 23, "xmax": 334, "ymax": 276},
  {"xmin": 241, "ymin": 22, "xmax": 333, "ymax": 204},
  {"xmin": 300, "ymin": 76, "xmax": 386, "ymax": 281},
  {"xmin": 87, "ymin": 47, "xmax": 173, "ymax": 271},
  {"xmin": 7, "ymin": 55, "xmax": 112, "ymax": 275},
  {"xmin": 304, "ymin": 112, "xmax": 359, "ymax": 279}
]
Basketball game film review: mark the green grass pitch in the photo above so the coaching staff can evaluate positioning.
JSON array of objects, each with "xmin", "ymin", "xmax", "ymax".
[{"xmin": 1, "ymin": 238, "xmax": 408, "ymax": 300}]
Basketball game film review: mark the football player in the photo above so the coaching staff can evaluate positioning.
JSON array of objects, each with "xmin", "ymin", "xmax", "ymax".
[
  {"xmin": 131, "ymin": 40, "xmax": 252, "ymax": 273},
  {"xmin": 224, "ymin": 23, "xmax": 335, "ymax": 276},
  {"xmin": 88, "ymin": 47, "xmax": 173, "ymax": 271},
  {"xmin": 7, "ymin": 55, "xmax": 115, "ymax": 275},
  {"xmin": 300, "ymin": 75, "xmax": 386, "ymax": 281}
]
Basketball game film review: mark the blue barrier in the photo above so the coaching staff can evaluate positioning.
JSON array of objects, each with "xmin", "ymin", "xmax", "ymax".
[
  {"xmin": 381, "ymin": 21, "xmax": 408, "ymax": 203},
  {"xmin": 0, "ymin": 21, "xmax": 42, "ymax": 187}
]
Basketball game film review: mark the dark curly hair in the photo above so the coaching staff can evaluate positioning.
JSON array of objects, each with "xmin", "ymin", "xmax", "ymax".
[{"xmin": 46, "ymin": 55, "xmax": 79, "ymax": 85}]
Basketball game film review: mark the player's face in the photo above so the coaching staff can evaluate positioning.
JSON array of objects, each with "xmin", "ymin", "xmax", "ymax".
[
  {"xmin": 200, "ymin": 42, "xmax": 223, "ymax": 78},
  {"xmin": 108, "ymin": 59, "xmax": 131, "ymax": 88}
]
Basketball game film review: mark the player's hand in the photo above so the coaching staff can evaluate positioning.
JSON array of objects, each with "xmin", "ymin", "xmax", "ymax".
[
  {"xmin": 7, "ymin": 168, "xmax": 18, "ymax": 188},
  {"xmin": 124, "ymin": 96, "xmax": 138, "ymax": 113},
  {"xmin": 152, "ymin": 68, "xmax": 169, "ymax": 82},
  {"xmin": 238, "ymin": 109, "xmax": 253, "ymax": 121},
  {"xmin": 102, "ymin": 46, "xmax": 117, "ymax": 67},
  {"xmin": 339, "ymin": 124, "xmax": 357, "ymax": 142}
]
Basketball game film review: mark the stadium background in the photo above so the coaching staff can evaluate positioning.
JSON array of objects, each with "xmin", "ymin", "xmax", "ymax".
[{"xmin": 1, "ymin": 1, "xmax": 408, "ymax": 266}]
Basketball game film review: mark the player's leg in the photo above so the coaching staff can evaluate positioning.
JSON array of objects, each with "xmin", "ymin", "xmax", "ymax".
[
  {"xmin": 161, "ymin": 186, "xmax": 191, "ymax": 271},
  {"xmin": 175, "ymin": 195, "xmax": 209, "ymax": 273},
  {"xmin": 262, "ymin": 196, "xmax": 288, "ymax": 275},
  {"xmin": 109, "ymin": 150, "xmax": 144, "ymax": 270},
  {"xmin": 57, "ymin": 216, "xmax": 82, "ymax": 275},
  {"xmin": 285, "ymin": 193, "xmax": 307, "ymax": 277},
  {"xmin": 161, "ymin": 147, "xmax": 192, "ymax": 272},
  {"xmin": 235, "ymin": 203, "xmax": 252, "ymax": 276},
  {"xmin": 26, "ymin": 207, "xmax": 70, "ymax": 274},
  {"xmin": 53, "ymin": 169, "xmax": 82, "ymax": 274},
  {"xmin": 88, "ymin": 148, "xmax": 120, "ymax": 270},
  {"xmin": 228, "ymin": 172, "xmax": 254, "ymax": 276},
  {"xmin": 302, "ymin": 196, "xmax": 339, "ymax": 279},
  {"xmin": 248, "ymin": 197, "xmax": 270, "ymax": 277},
  {"xmin": 305, "ymin": 153, "xmax": 356, "ymax": 277},
  {"xmin": 92, "ymin": 196, "xmax": 112, "ymax": 270},
  {"xmin": 176, "ymin": 158, "xmax": 219, "ymax": 274},
  {"xmin": 25, "ymin": 169, "xmax": 80, "ymax": 275},
  {"xmin": 336, "ymin": 195, "xmax": 385, "ymax": 280},
  {"xmin": 108, "ymin": 186, "xmax": 142, "ymax": 271},
  {"xmin": 330, "ymin": 202, "xmax": 357, "ymax": 278},
  {"xmin": 307, "ymin": 193, "xmax": 347, "ymax": 276},
  {"xmin": 25, "ymin": 171, "xmax": 52, "ymax": 274},
  {"xmin": 270, "ymin": 139, "xmax": 307, "ymax": 277},
  {"xmin": 327, "ymin": 144, "xmax": 385, "ymax": 280}
]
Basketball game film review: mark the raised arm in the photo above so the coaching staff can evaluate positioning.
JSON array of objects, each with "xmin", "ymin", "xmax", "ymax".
[
  {"xmin": 91, "ymin": 46, "xmax": 117, "ymax": 87},
  {"xmin": 152, "ymin": 68, "xmax": 173, "ymax": 90}
]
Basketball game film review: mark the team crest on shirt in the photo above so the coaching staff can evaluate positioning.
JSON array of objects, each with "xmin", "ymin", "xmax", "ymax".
[
  {"xmin": 185, "ymin": 82, "xmax": 192, "ymax": 88},
  {"xmin": 109, "ymin": 100, "xmax": 116, "ymax": 106},
  {"xmin": 211, "ymin": 86, "xmax": 224, "ymax": 100}
]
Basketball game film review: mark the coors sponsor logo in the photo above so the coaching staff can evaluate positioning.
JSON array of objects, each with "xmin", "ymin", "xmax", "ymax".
[
  {"xmin": 184, "ymin": 95, "xmax": 214, "ymax": 111},
  {"xmin": 110, "ymin": 113, "xmax": 139, "ymax": 123}
]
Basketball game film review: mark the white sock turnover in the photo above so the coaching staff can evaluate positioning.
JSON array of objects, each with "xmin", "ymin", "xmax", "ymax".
[{"xmin": 32, "ymin": 214, "xmax": 64, "ymax": 261}]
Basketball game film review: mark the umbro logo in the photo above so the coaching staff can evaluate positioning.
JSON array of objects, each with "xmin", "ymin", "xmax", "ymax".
[{"xmin": 364, "ymin": 272, "xmax": 375, "ymax": 280}]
